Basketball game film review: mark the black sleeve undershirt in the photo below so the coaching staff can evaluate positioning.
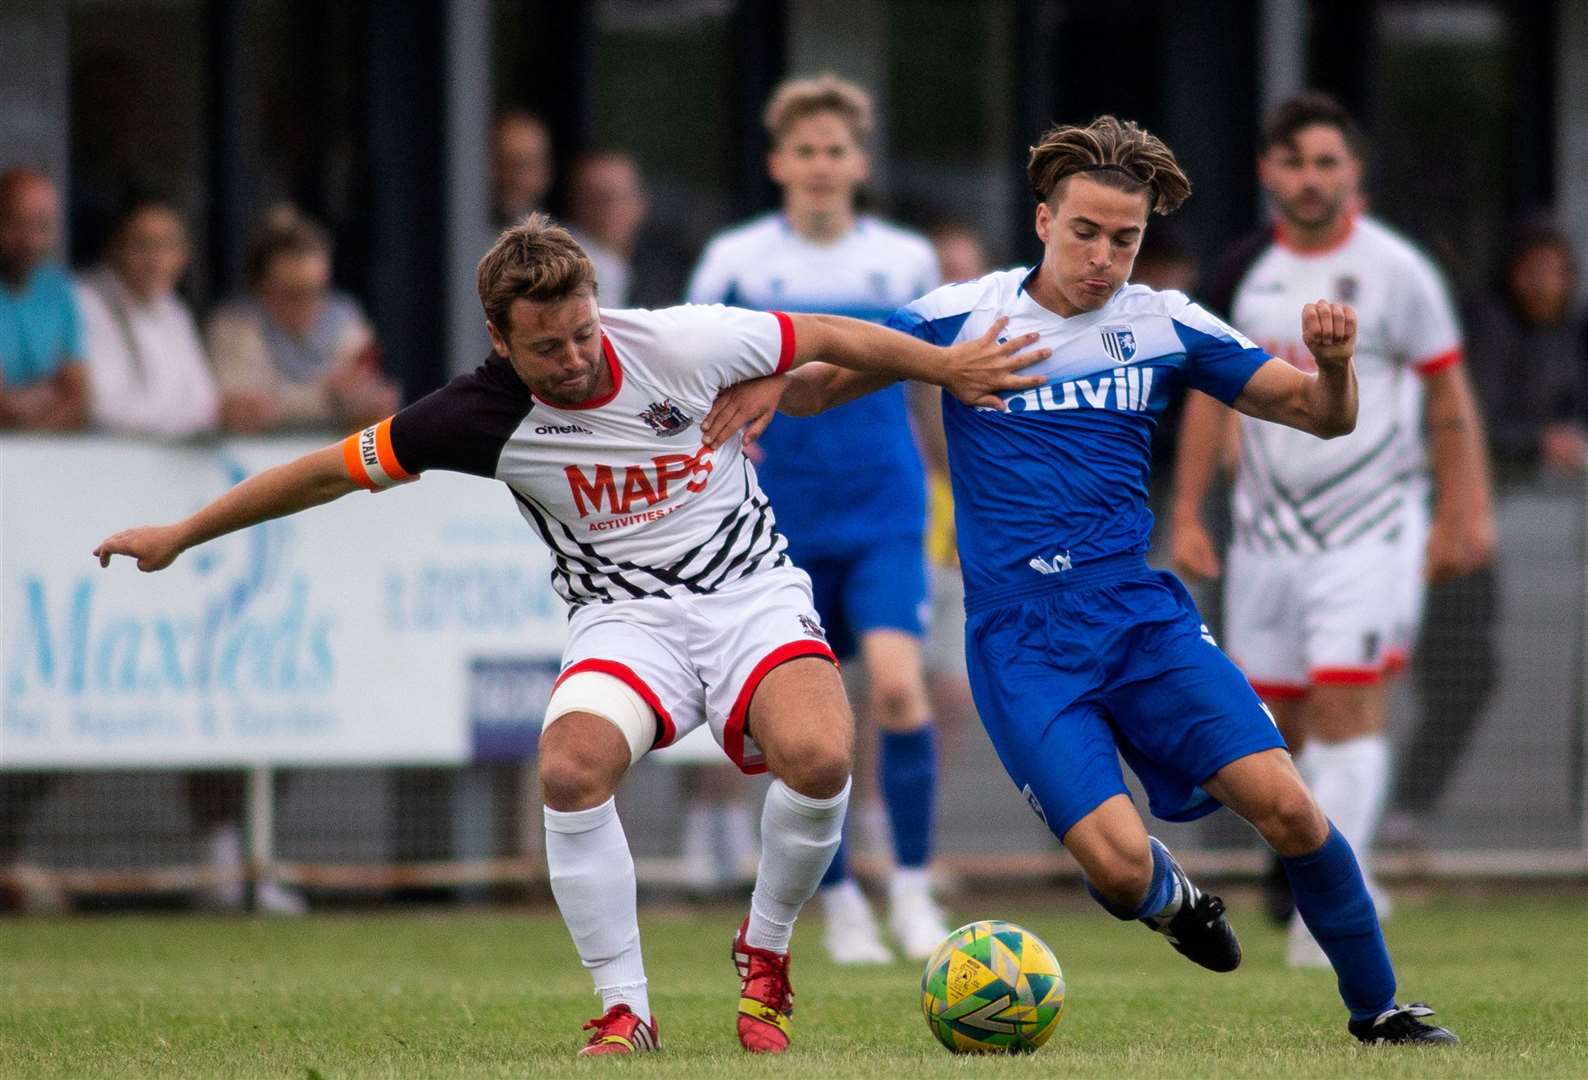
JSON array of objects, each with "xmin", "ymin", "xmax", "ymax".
[{"xmin": 388, "ymin": 352, "xmax": 534, "ymax": 479}]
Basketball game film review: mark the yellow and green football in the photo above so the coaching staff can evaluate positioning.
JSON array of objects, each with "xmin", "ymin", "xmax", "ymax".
[{"xmin": 920, "ymin": 919, "xmax": 1065, "ymax": 1054}]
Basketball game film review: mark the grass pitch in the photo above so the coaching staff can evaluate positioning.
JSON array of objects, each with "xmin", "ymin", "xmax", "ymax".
[{"xmin": 2, "ymin": 891, "xmax": 1584, "ymax": 1078}]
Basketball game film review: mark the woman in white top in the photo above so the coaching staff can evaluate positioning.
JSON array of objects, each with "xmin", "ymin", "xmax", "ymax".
[{"xmin": 76, "ymin": 196, "xmax": 221, "ymax": 437}]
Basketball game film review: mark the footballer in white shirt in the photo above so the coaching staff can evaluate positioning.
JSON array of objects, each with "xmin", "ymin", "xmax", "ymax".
[
  {"xmin": 93, "ymin": 213, "xmax": 1046, "ymax": 1057},
  {"xmin": 1171, "ymin": 93, "xmax": 1495, "ymax": 966}
]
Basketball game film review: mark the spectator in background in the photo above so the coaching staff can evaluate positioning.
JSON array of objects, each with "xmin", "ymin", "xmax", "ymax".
[
  {"xmin": 492, "ymin": 110, "xmax": 555, "ymax": 229},
  {"xmin": 75, "ymin": 193, "xmax": 224, "ymax": 437},
  {"xmin": 0, "ymin": 168, "xmax": 90, "ymax": 431},
  {"xmin": 207, "ymin": 205, "xmax": 398, "ymax": 432},
  {"xmin": 1383, "ymin": 221, "xmax": 1586, "ymax": 849},
  {"xmin": 1, "ymin": 167, "xmax": 86, "ymax": 909},
  {"xmin": 566, "ymin": 150, "xmax": 649, "ymax": 307},
  {"xmin": 1464, "ymin": 221, "xmax": 1586, "ymax": 476}
]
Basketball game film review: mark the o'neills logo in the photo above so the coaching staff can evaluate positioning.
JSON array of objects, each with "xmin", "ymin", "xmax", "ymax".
[{"xmin": 535, "ymin": 423, "xmax": 594, "ymax": 435}]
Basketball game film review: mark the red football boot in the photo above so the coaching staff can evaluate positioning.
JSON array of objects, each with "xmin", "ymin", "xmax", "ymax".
[
  {"xmin": 731, "ymin": 917, "xmax": 795, "ymax": 1053},
  {"xmin": 577, "ymin": 1003, "xmax": 660, "ymax": 1056}
]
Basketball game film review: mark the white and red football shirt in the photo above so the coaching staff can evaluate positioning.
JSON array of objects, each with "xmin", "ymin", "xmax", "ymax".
[
  {"xmin": 1227, "ymin": 215, "xmax": 1462, "ymax": 553},
  {"xmin": 341, "ymin": 303, "xmax": 797, "ymax": 607}
]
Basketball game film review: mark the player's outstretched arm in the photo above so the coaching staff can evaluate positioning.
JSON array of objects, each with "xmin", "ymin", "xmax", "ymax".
[
  {"xmin": 700, "ymin": 364, "xmax": 905, "ymax": 448},
  {"xmin": 787, "ymin": 313, "xmax": 1048, "ymax": 410},
  {"xmin": 1231, "ymin": 300, "xmax": 1359, "ymax": 439},
  {"xmin": 701, "ymin": 315, "xmax": 1050, "ymax": 447},
  {"xmin": 93, "ymin": 444, "xmax": 360, "ymax": 572}
]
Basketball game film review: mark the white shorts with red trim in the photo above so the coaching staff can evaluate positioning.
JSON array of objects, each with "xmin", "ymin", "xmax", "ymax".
[
  {"xmin": 555, "ymin": 564, "xmax": 838, "ymax": 773},
  {"xmin": 1224, "ymin": 539, "xmax": 1402, "ymax": 697}
]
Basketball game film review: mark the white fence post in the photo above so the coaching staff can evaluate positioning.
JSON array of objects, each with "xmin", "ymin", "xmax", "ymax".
[{"xmin": 247, "ymin": 765, "xmax": 275, "ymax": 906}]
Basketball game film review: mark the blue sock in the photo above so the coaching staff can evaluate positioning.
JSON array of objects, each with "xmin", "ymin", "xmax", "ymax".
[
  {"xmin": 1085, "ymin": 836, "xmax": 1180, "ymax": 921},
  {"xmin": 879, "ymin": 726, "xmax": 936, "ymax": 868},
  {"xmin": 1281, "ymin": 824, "xmax": 1397, "ymax": 1020},
  {"xmin": 819, "ymin": 835, "xmax": 849, "ymax": 888}
]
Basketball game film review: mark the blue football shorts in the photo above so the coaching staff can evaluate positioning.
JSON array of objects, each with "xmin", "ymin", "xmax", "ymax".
[
  {"xmin": 963, "ymin": 556, "xmax": 1286, "ymax": 842},
  {"xmin": 791, "ymin": 534, "xmax": 930, "ymax": 661}
]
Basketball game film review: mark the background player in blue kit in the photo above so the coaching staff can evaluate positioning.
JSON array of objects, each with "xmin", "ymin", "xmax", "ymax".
[
  {"xmin": 706, "ymin": 115, "xmax": 1458, "ymax": 1046},
  {"xmin": 687, "ymin": 74, "xmax": 947, "ymax": 963}
]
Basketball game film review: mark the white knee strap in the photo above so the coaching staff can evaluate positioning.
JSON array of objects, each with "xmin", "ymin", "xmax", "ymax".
[{"xmin": 543, "ymin": 671, "xmax": 656, "ymax": 766}]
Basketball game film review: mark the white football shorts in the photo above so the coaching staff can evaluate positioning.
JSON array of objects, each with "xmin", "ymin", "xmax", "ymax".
[
  {"xmin": 1224, "ymin": 539, "xmax": 1402, "ymax": 698},
  {"xmin": 550, "ymin": 564, "xmax": 838, "ymax": 773}
]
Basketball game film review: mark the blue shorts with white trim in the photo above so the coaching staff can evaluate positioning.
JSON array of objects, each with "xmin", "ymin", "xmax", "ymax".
[
  {"xmin": 792, "ymin": 534, "xmax": 929, "ymax": 661},
  {"xmin": 963, "ymin": 555, "xmax": 1286, "ymax": 842}
]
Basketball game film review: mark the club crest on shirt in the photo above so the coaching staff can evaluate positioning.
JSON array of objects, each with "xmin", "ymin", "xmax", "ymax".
[
  {"xmin": 1335, "ymin": 275, "xmax": 1359, "ymax": 302},
  {"xmin": 798, "ymin": 614, "xmax": 827, "ymax": 640},
  {"xmin": 637, "ymin": 397, "xmax": 694, "ymax": 437},
  {"xmin": 1100, "ymin": 324, "xmax": 1138, "ymax": 363}
]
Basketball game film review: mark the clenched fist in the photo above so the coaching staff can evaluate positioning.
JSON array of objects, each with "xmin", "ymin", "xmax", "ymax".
[{"xmin": 1302, "ymin": 300, "xmax": 1357, "ymax": 368}]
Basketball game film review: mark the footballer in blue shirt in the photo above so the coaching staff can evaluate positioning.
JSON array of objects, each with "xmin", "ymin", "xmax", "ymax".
[
  {"xmin": 704, "ymin": 116, "xmax": 1458, "ymax": 1046},
  {"xmin": 688, "ymin": 74, "xmax": 947, "ymax": 963}
]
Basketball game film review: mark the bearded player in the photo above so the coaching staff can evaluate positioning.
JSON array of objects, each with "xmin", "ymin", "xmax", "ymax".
[
  {"xmin": 1170, "ymin": 93, "xmax": 1494, "ymax": 965},
  {"xmin": 94, "ymin": 214, "xmax": 1046, "ymax": 1056},
  {"xmin": 706, "ymin": 116, "xmax": 1459, "ymax": 1045}
]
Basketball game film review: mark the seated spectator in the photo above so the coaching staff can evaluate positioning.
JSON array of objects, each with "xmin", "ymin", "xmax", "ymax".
[
  {"xmin": 0, "ymin": 168, "xmax": 89, "ymax": 430},
  {"xmin": 492, "ymin": 109, "xmax": 555, "ymax": 229},
  {"xmin": 76, "ymin": 193, "xmax": 225, "ymax": 437},
  {"xmin": 1467, "ymin": 219, "xmax": 1586, "ymax": 478},
  {"xmin": 206, "ymin": 205, "xmax": 398, "ymax": 432},
  {"xmin": 566, "ymin": 150, "xmax": 649, "ymax": 307}
]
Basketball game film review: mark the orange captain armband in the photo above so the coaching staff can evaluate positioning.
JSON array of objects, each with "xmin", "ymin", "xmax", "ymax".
[{"xmin": 341, "ymin": 417, "xmax": 417, "ymax": 491}]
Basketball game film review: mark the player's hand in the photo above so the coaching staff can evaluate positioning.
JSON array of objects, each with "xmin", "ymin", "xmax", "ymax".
[
  {"xmin": 939, "ymin": 316, "xmax": 1049, "ymax": 410},
  {"xmin": 702, "ymin": 373, "xmax": 787, "ymax": 449},
  {"xmin": 1301, "ymin": 300, "xmax": 1357, "ymax": 369},
  {"xmin": 93, "ymin": 524, "xmax": 188, "ymax": 572},
  {"xmin": 1171, "ymin": 515, "xmax": 1222, "ymax": 580},
  {"xmin": 1424, "ymin": 509, "xmax": 1495, "ymax": 583}
]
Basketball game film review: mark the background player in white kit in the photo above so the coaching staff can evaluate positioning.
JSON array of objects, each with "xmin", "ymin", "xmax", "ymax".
[
  {"xmin": 1171, "ymin": 93, "xmax": 1495, "ymax": 965},
  {"xmin": 92, "ymin": 215, "xmax": 1047, "ymax": 1056},
  {"xmin": 686, "ymin": 75, "xmax": 948, "ymax": 963}
]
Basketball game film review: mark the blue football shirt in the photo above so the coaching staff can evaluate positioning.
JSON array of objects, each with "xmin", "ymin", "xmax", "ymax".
[
  {"xmin": 686, "ymin": 214, "xmax": 940, "ymax": 554},
  {"xmin": 887, "ymin": 268, "xmax": 1271, "ymax": 607}
]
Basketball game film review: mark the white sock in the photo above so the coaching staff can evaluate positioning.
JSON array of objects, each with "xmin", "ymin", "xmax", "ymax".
[
  {"xmin": 1306, "ymin": 734, "xmax": 1389, "ymax": 859},
  {"xmin": 747, "ymin": 778, "xmax": 851, "ymax": 953},
  {"xmin": 544, "ymin": 798, "xmax": 649, "ymax": 1023},
  {"xmin": 888, "ymin": 865, "xmax": 933, "ymax": 907},
  {"xmin": 821, "ymin": 876, "xmax": 868, "ymax": 915}
]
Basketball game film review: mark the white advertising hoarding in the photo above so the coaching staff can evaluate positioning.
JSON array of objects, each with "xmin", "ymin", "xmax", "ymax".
[{"xmin": 2, "ymin": 437, "xmax": 568, "ymax": 767}]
